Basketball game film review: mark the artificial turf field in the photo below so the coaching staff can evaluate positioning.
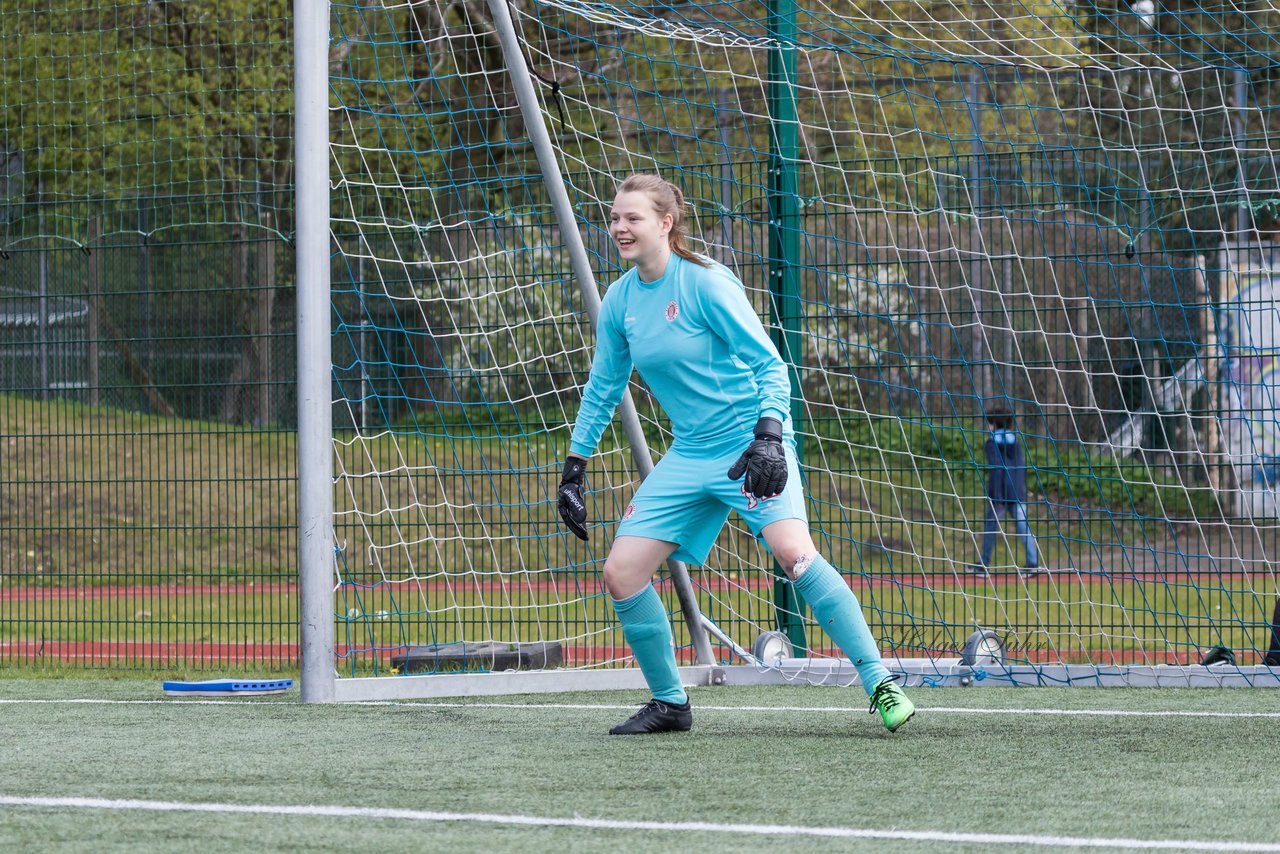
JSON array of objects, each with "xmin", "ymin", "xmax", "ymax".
[{"xmin": 1, "ymin": 679, "xmax": 1278, "ymax": 853}]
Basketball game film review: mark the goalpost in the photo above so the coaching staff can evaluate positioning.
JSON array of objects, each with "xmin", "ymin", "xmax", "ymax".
[{"xmin": 298, "ymin": 0, "xmax": 1280, "ymax": 701}]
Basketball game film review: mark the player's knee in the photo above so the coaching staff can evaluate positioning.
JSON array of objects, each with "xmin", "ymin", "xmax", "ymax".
[
  {"xmin": 770, "ymin": 537, "xmax": 818, "ymax": 578},
  {"xmin": 761, "ymin": 520, "xmax": 817, "ymax": 576},
  {"xmin": 602, "ymin": 556, "xmax": 650, "ymax": 599},
  {"xmin": 777, "ymin": 551, "xmax": 817, "ymax": 580},
  {"xmin": 601, "ymin": 558, "xmax": 625, "ymax": 596}
]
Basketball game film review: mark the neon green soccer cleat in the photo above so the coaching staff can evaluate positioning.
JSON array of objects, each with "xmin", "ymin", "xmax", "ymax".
[{"xmin": 868, "ymin": 677, "xmax": 915, "ymax": 733}]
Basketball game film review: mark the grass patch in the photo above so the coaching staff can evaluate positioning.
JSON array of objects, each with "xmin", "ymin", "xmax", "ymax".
[
  {"xmin": 0, "ymin": 680, "xmax": 1277, "ymax": 853},
  {"xmin": 2, "ymin": 396, "xmax": 1233, "ymax": 585}
]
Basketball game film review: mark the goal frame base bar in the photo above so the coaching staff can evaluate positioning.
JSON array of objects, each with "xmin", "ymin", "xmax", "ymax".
[
  {"xmin": 326, "ymin": 660, "xmax": 1280, "ymax": 701},
  {"xmin": 723, "ymin": 658, "xmax": 1280, "ymax": 689},
  {"xmin": 331, "ymin": 666, "xmax": 715, "ymax": 702}
]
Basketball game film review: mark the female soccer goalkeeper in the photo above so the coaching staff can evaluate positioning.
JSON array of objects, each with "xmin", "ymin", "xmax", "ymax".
[{"xmin": 557, "ymin": 174, "xmax": 914, "ymax": 735}]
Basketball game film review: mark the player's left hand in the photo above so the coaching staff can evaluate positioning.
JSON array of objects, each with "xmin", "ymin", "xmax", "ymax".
[
  {"xmin": 727, "ymin": 417, "xmax": 787, "ymax": 499},
  {"xmin": 557, "ymin": 457, "xmax": 590, "ymax": 541}
]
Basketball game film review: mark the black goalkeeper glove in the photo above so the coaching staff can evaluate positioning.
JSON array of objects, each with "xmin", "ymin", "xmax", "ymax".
[
  {"xmin": 557, "ymin": 457, "xmax": 589, "ymax": 541},
  {"xmin": 727, "ymin": 417, "xmax": 788, "ymax": 499}
]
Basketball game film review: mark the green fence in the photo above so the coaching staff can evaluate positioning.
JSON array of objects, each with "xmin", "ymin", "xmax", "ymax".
[
  {"xmin": 0, "ymin": 172, "xmax": 1264, "ymax": 671},
  {"xmin": 0, "ymin": 200, "xmax": 300, "ymax": 670}
]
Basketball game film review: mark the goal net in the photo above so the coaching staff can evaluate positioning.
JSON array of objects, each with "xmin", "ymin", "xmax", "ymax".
[{"xmin": 316, "ymin": 0, "xmax": 1280, "ymax": 695}]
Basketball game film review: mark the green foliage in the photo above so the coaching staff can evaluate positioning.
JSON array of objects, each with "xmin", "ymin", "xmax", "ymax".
[
  {"xmin": 0, "ymin": 0, "xmax": 293, "ymax": 237},
  {"xmin": 3, "ymin": 0, "xmax": 1273, "ymax": 246},
  {"xmin": 409, "ymin": 212, "xmax": 588, "ymax": 405}
]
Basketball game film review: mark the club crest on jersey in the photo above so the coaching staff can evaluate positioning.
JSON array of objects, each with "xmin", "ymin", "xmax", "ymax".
[
  {"xmin": 622, "ymin": 503, "xmax": 636, "ymax": 520},
  {"xmin": 665, "ymin": 300, "xmax": 679, "ymax": 322}
]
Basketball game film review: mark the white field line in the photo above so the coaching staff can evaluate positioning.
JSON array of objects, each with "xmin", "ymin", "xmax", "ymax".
[
  {"xmin": 379, "ymin": 702, "xmax": 1280, "ymax": 719},
  {"xmin": 1, "ymin": 795, "xmax": 1278, "ymax": 852},
  {"xmin": 2, "ymin": 698, "xmax": 1280, "ymax": 719}
]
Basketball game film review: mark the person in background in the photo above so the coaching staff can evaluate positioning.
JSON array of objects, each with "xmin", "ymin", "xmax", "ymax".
[
  {"xmin": 557, "ymin": 173, "xmax": 915, "ymax": 735},
  {"xmin": 969, "ymin": 406, "xmax": 1041, "ymax": 577}
]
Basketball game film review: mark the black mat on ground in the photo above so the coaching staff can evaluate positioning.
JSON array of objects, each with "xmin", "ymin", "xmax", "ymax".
[{"xmin": 392, "ymin": 641, "xmax": 563, "ymax": 674}]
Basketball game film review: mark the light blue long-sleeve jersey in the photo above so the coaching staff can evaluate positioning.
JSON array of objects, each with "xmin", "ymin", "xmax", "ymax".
[{"xmin": 568, "ymin": 254, "xmax": 792, "ymax": 460}]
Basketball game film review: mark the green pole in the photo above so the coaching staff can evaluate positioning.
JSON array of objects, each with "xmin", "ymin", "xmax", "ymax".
[{"xmin": 766, "ymin": 0, "xmax": 808, "ymax": 654}]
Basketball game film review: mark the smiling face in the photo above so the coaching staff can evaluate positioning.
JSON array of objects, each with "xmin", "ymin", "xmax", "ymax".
[{"xmin": 610, "ymin": 190, "xmax": 673, "ymax": 279}]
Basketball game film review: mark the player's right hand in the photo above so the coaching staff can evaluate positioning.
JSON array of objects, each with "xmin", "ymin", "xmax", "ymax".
[{"xmin": 557, "ymin": 457, "xmax": 589, "ymax": 541}]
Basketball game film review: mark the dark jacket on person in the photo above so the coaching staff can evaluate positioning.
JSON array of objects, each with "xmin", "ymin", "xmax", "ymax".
[{"xmin": 985, "ymin": 428, "xmax": 1028, "ymax": 504}]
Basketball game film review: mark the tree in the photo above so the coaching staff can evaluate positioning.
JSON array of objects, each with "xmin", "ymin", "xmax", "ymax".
[
  {"xmin": 1072, "ymin": 0, "xmax": 1280, "ymax": 250},
  {"xmin": 0, "ymin": 0, "xmax": 294, "ymax": 423}
]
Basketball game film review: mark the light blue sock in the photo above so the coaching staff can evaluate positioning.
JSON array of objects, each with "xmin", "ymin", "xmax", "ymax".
[
  {"xmin": 792, "ymin": 555, "xmax": 890, "ymax": 695},
  {"xmin": 612, "ymin": 584, "xmax": 688, "ymax": 705}
]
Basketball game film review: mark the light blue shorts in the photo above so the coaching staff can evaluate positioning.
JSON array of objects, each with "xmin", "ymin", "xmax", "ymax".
[{"xmin": 615, "ymin": 443, "xmax": 807, "ymax": 566}]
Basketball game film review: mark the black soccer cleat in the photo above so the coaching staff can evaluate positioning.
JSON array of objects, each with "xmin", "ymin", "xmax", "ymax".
[{"xmin": 608, "ymin": 698, "xmax": 692, "ymax": 735}]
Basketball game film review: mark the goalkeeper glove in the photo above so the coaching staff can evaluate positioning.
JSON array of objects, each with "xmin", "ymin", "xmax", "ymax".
[
  {"xmin": 557, "ymin": 457, "xmax": 589, "ymax": 541},
  {"xmin": 727, "ymin": 417, "xmax": 788, "ymax": 499}
]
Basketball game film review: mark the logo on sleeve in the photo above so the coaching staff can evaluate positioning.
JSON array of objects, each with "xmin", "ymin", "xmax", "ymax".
[
  {"xmin": 622, "ymin": 503, "xmax": 636, "ymax": 520},
  {"xmin": 665, "ymin": 300, "xmax": 679, "ymax": 322}
]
